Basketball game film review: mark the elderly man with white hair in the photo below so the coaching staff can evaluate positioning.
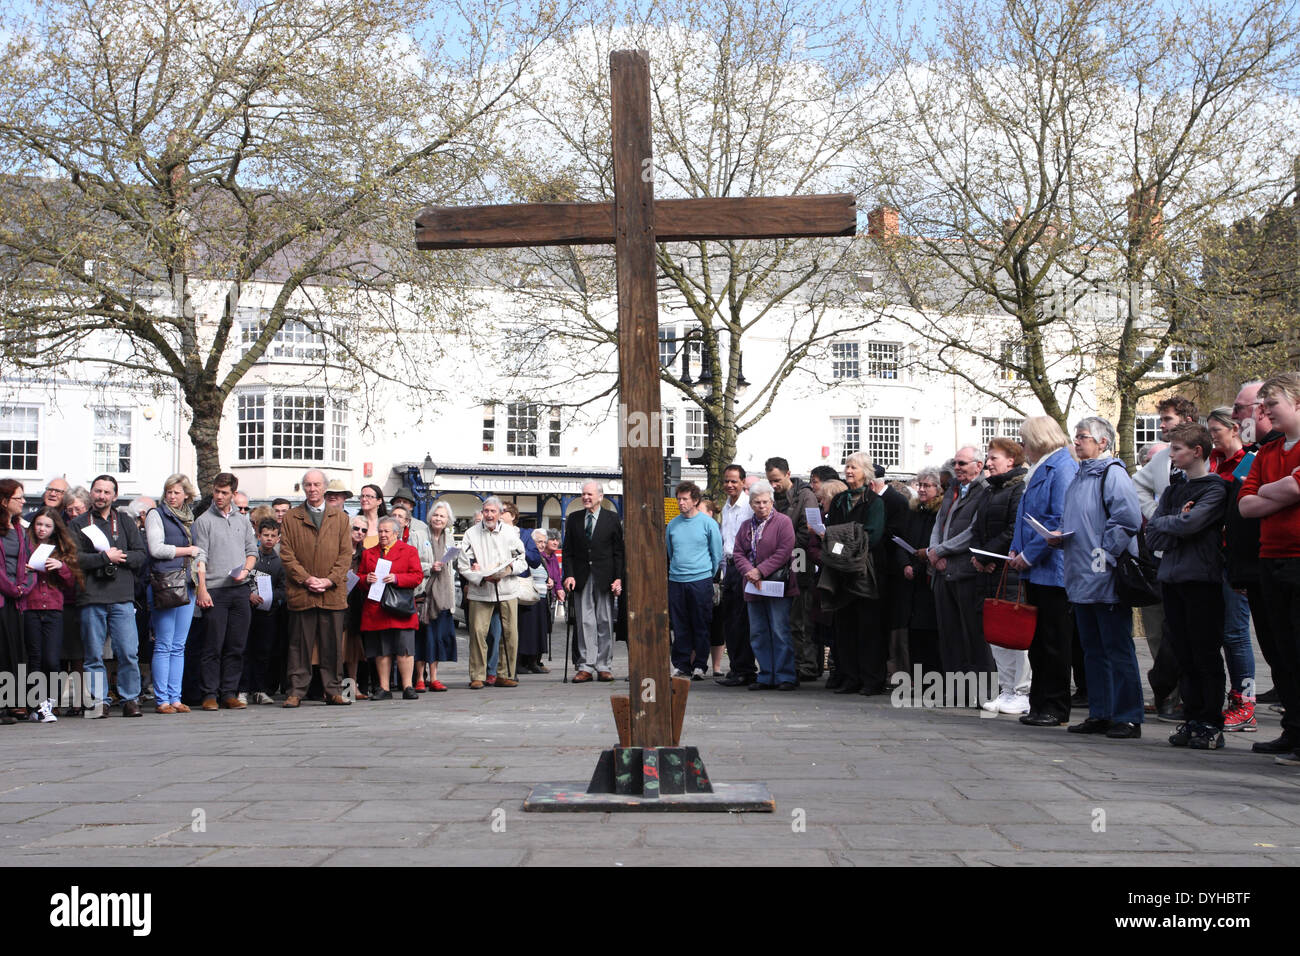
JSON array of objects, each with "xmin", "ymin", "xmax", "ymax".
[
  {"xmin": 278, "ymin": 469, "xmax": 354, "ymax": 707},
  {"xmin": 562, "ymin": 480, "xmax": 624, "ymax": 682},
  {"xmin": 457, "ymin": 496, "xmax": 527, "ymax": 689}
]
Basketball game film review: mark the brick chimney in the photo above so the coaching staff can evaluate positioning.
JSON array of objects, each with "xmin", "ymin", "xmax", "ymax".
[
  {"xmin": 1128, "ymin": 185, "xmax": 1163, "ymax": 246},
  {"xmin": 867, "ymin": 204, "xmax": 899, "ymax": 238}
]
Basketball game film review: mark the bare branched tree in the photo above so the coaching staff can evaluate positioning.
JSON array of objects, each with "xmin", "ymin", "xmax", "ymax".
[
  {"xmin": 467, "ymin": 0, "xmax": 887, "ymax": 493},
  {"xmin": 866, "ymin": 0, "xmax": 1300, "ymax": 466},
  {"xmin": 0, "ymin": 0, "xmax": 574, "ymax": 486}
]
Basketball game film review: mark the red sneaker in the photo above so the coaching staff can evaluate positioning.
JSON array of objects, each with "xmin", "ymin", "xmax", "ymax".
[
  {"xmin": 1223, "ymin": 691, "xmax": 1257, "ymax": 732},
  {"xmin": 486, "ymin": 675, "xmax": 497, "ymax": 685},
  {"xmin": 429, "ymin": 681, "xmax": 448, "ymax": 692},
  {"xmin": 414, "ymin": 680, "xmax": 427, "ymax": 692}
]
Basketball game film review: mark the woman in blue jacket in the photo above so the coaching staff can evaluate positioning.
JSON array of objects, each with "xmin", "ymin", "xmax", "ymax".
[
  {"xmin": 1053, "ymin": 417, "xmax": 1144, "ymax": 739},
  {"xmin": 1008, "ymin": 417, "xmax": 1079, "ymax": 727}
]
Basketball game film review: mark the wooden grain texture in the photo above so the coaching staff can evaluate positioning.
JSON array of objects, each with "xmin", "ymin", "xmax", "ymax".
[
  {"xmin": 611, "ymin": 49, "xmax": 674, "ymax": 749},
  {"xmin": 610, "ymin": 695, "xmax": 632, "ymax": 748},
  {"xmin": 670, "ymin": 676, "xmax": 691, "ymax": 746},
  {"xmin": 415, "ymin": 194, "xmax": 856, "ymax": 249}
]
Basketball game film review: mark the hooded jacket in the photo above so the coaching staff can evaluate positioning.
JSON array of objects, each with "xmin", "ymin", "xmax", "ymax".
[{"xmin": 1061, "ymin": 458, "xmax": 1141, "ymax": 605}]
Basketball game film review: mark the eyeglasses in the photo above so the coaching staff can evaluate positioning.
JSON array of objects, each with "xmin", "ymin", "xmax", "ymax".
[
  {"xmin": 237, "ymin": 506, "xmax": 250, "ymax": 513},
  {"xmin": 1232, "ymin": 402, "xmax": 1259, "ymax": 413},
  {"xmin": 44, "ymin": 486, "xmax": 66, "ymax": 495},
  {"xmin": 360, "ymin": 492, "xmax": 378, "ymax": 500},
  {"xmin": 953, "ymin": 459, "xmax": 976, "ymax": 467}
]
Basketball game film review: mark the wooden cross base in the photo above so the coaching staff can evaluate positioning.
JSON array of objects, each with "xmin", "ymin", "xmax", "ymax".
[
  {"xmin": 609, "ymin": 675, "xmax": 691, "ymax": 747},
  {"xmin": 522, "ymin": 677, "xmax": 775, "ymax": 812},
  {"xmin": 522, "ymin": 747, "xmax": 776, "ymax": 812}
]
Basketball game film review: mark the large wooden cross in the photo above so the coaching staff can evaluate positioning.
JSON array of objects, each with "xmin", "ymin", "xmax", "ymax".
[{"xmin": 416, "ymin": 50, "xmax": 855, "ymax": 749}]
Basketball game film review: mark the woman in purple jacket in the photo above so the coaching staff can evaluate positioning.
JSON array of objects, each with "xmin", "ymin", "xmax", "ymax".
[{"xmin": 732, "ymin": 480, "xmax": 799, "ymax": 691}]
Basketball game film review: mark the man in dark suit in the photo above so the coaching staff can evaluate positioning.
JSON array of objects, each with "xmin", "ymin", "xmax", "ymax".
[{"xmin": 562, "ymin": 481, "xmax": 625, "ymax": 682}]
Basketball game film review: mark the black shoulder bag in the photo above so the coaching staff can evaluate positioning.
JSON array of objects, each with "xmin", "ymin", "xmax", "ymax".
[{"xmin": 1098, "ymin": 461, "xmax": 1161, "ymax": 608}]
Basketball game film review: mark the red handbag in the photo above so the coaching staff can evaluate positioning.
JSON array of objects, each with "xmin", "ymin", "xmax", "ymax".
[{"xmin": 982, "ymin": 564, "xmax": 1037, "ymax": 651}]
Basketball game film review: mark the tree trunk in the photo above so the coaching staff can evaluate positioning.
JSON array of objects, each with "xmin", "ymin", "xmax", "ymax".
[
  {"xmin": 187, "ymin": 392, "xmax": 225, "ymax": 491},
  {"xmin": 1114, "ymin": 391, "xmax": 1138, "ymax": 471}
]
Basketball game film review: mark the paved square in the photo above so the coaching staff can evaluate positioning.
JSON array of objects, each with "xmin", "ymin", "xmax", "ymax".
[{"xmin": 1, "ymin": 632, "xmax": 1296, "ymax": 866}]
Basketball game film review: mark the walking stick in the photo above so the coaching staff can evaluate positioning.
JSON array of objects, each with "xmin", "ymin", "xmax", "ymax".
[{"xmin": 562, "ymin": 585, "xmax": 576, "ymax": 683}]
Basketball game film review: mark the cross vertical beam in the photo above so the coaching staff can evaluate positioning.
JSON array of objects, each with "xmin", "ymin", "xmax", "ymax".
[{"xmin": 610, "ymin": 50, "xmax": 673, "ymax": 748}]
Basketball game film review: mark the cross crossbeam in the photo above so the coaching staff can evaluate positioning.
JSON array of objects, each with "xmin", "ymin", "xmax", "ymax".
[{"xmin": 415, "ymin": 195, "xmax": 856, "ymax": 249}]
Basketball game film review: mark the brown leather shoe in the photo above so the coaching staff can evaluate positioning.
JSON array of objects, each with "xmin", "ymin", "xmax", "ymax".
[
  {"xmin": 201, "ymin": 697, "xmax": 219, "ymax": 711},
  {"xmin": 282, "ymin": 696, "xmax": 301, "ymax": 708},
  {"xmin": 172, "ymin": 702, "xmax": 191, "ymax": 713},
  {"xmin": 155, "ymin": 703, "xmax": 177, "ymax": 715},
  {"xmin": 221, "ymin": 696, "xmax": 247, "ymax": 710},
  {"xmin": 468, "ymin": 680, "xmax": 484, "ymax": 689},
  {"xmin": 598, "ymin": 671, "xmax": 614, "ymax": 682},
  {"xmin": 324, "ymin": 694, "xmax": 351, "ymax": 705},
  {"xmin": 495, "ymin": 677, "xmax": 519, "ymax": 688},
  {"xmin": 122, "ymin": 700, "xmax": 142, "ymax": 717},
  {"xmin": 572, "ymin": 670, "xmax": 593, "ymax": 683}
]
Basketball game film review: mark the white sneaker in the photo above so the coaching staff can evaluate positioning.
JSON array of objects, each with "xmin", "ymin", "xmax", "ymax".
[
  {"xmin": 252, "ymin": 691, "xmax": 275, "ymax": 705},
  {"xmin": 33, "ymin": 699, "xmax": 57, "ymax": 723},
  {"xmin": 236, "ymin": 692, "xmax": 249, "ymax": 706},
  {"xmin": 671, "ymin": 668, "xmax": 686, "ymax": 678},
  {"xmin": 981, "ymin": 693, "xmax": 1006, "ymax": 713},
  {"xmin": 692, "ymin": 667, "xmax": 706, "ymax": 681},
  {"xmin": 998, "ymin": 692, "xmax": 1031, "ymax": 715}
]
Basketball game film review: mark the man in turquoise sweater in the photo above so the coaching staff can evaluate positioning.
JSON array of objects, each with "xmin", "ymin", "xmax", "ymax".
[{"xmin": 667, "ymin": 481, "xmax": 723, "ymax": 679}]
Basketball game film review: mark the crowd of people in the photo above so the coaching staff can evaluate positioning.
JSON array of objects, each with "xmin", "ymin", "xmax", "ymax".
[{"xmin": 0, "ymin": 374, "xmax": 1297, "ymax": 768}]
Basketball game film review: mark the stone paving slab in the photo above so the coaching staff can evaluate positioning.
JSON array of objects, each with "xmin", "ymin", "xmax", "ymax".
[{"xmin": 0, "ymin": 636, "xmax": 1293, "ymax": 866}]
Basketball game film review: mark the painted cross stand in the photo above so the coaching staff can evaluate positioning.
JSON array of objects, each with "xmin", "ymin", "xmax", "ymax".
[{"xmin": 416, "ymin": 50, "xmax": 855, "ymax": 811}]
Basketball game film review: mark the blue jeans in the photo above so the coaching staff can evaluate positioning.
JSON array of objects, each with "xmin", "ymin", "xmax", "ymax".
[
  {"xmin": 1073, "ymin": 602, "xmax": 1143, "ymax": 724},
  {"xmin": 668, "ymin": 578, "xmax": 714, "ymax": 673},
  {"xmin": 1221, "ymin": 572, "xmax": 1254, "ymax": 695},
  {"xmin": 151, "ymin": 594, "xmax": 195, "ymax": 705},
  {"xmin": 747, "ymin": 597, "xmax": 795, "ymax": 686},
  {"xmin": 81, "ymin": 602, "xmax": 141, "ymax": 705},
  {"xmin": 487, "ymin": 610, "xmax": 501, "ymax": 676}
]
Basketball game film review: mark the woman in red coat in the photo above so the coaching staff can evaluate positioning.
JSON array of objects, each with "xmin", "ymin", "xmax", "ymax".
[{"xmin": 360, "ymin": 516, "xmax": 424, "ymax": 700}]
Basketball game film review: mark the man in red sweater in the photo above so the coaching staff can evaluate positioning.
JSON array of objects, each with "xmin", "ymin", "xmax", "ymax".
[{"xmin": 1238, "ymin": 372, "xmax": 1300, "ymax": 763}]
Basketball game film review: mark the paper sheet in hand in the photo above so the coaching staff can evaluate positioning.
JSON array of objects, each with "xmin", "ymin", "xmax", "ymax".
[
  {"xmin": 1025, "ymin": 515, "xmax": 1073, "ymax": 541},
  {"xmin": 26, "ymin": 543, "xmax": 54, "ymax": 570},
  {"xmin": 891, "ymin": 535, "xmax": 919, "ymax": 554},
  {"xmin": 82, "ymin": 523, "xmax": 110, "ymax": 552},
  {"xmin": 368, "ymin": 558, "xmax": 392, "ymax": 602},
  {"xmin": 970, "ymin": 547, "xmax": 1011, "ymax": 560},
  {"xmin": 440, "ymin": 547, "xmax": 461, "ymax": 564},
  {"xmin": 744, "ymin": 579, "xmax": 785, "ymax": 598},
  {"xmin": 254, "ymin": 572, "xmax": 274, "ymax": 610},
  {"xmin": 346, "ymin": 569, "xmax": 359, "ymax": 592},
  {"xmin": 804, "ymin": 508, "xmax": 826, "ymax": 534}
]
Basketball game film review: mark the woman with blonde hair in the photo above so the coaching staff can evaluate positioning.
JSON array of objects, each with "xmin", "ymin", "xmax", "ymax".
[
  {"xmin": 1005, "ymin": 417, "xmax": 1080, "ymax": 727},
  {"xmin": 144, "ymin": 473, "xmax": 205, "ymax": 714}
]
